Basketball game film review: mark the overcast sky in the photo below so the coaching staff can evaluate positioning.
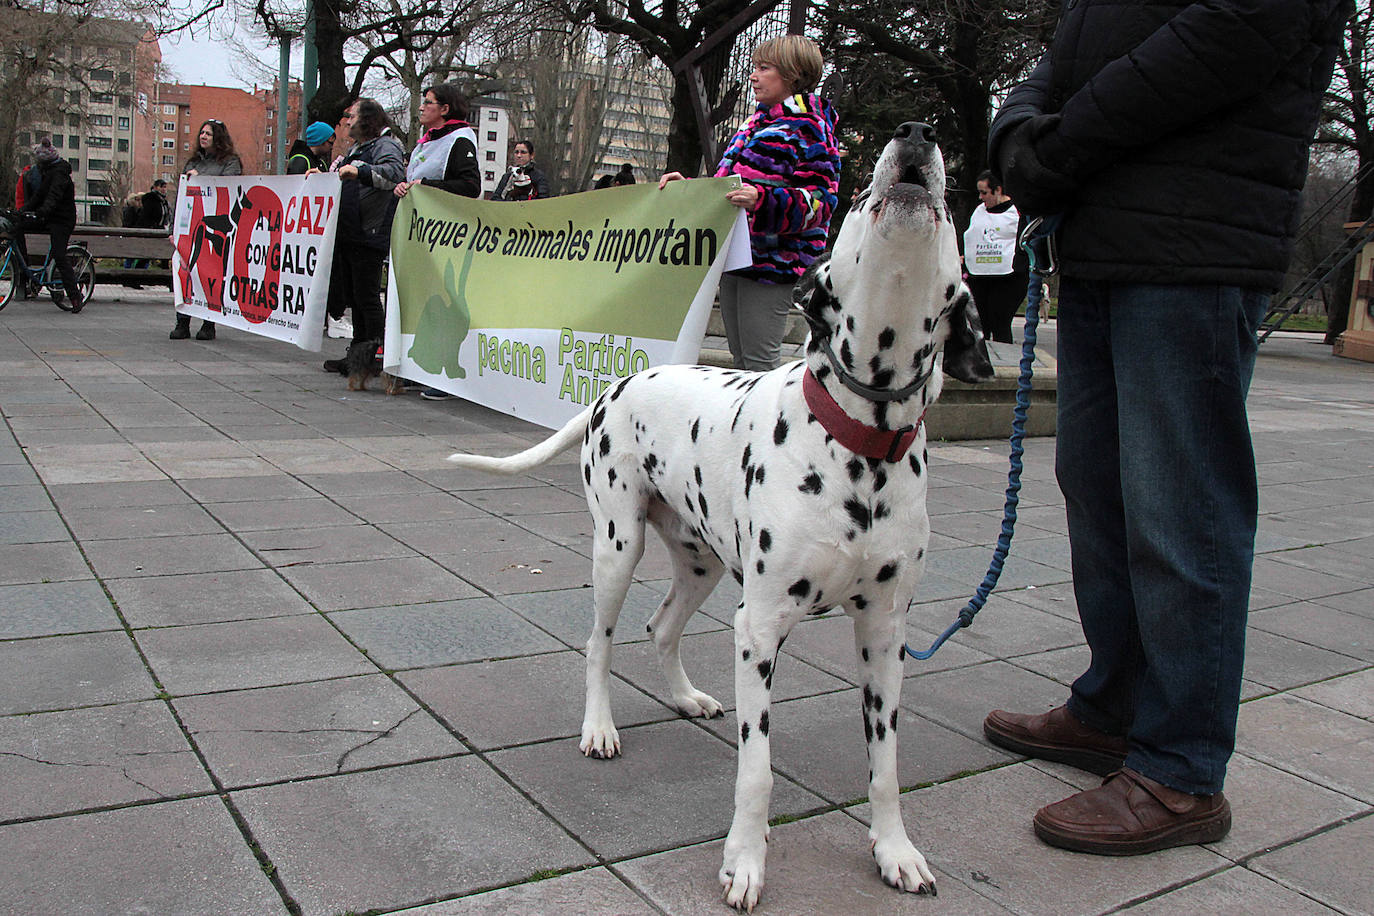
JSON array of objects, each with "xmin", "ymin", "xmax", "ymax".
[{"xmin": 159, "ymin": 25, "xmax": 298, "ymax": 91}]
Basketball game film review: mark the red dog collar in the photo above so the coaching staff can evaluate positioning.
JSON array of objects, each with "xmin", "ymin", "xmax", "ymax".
[{"xmin": 803, "ymin": 369, "xmax": 923, "ymax": 463}]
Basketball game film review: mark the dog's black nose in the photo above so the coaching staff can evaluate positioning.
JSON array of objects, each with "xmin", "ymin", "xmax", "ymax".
[{"xmin": 894, "ymin": 122, "xmax": 937, "ymax": 144}]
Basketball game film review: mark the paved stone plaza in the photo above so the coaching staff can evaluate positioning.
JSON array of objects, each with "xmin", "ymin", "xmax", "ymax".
[{"xmin": 1, "ymin": 289, "xmax": 1371, "ymax": 915}]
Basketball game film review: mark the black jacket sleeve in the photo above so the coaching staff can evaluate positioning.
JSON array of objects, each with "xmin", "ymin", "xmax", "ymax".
[
  {"xmin": 422, "ymin": 135, "xmax": 482, "ymax": 198},
  {"xmin": 34, "ymin": 170, "xmax": 73, "ymax": 223}
]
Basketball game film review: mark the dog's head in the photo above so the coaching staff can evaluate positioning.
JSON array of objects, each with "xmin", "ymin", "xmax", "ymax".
[{"xmin": 802, "ymin": 122, "xmax": 993, "ymax": 390}]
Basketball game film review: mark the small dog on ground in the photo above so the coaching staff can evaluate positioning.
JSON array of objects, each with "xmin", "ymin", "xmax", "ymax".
[{"xmin": 448, "ymin": 122, "xmax": 992, "ymax": 910}]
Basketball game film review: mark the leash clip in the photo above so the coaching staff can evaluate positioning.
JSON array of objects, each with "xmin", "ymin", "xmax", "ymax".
[{"xmin": 1019, "ymin": 215, "xmax": 1061, "ymax": 277}]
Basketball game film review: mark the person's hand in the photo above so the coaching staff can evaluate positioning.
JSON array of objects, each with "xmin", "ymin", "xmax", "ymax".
[
  {"xmin": 394, "ymin": 181, "xmax": 414, "ymax": 198},
  {"xmin": 185, "ymin": 169, "xmax": 199, "ymax": 177},
  {"xmin": 305, "ymin": 167, "xmax": 321, "ymax": 176},
  {"xmin": 998, "ymin": 115, "xmax": 1077, "ymax": 217},
  {"xmin": 726, "ymin": 184, "xmax": 760, "ymax": 209},
  {"xmin": 658, "ymin": 171, "xmax": 686, "ymax": 189},
  {"xmin": 338, "ymin": 164, "xmax": 359, "ymax": 181}
]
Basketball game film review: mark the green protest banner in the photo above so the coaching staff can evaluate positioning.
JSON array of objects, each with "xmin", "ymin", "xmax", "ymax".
[{"xmin": 383, "ymin": 180, "xmax": 750, "ymax": 428}]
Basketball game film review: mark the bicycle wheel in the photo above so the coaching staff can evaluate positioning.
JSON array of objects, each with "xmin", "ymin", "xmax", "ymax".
[
  {"xmin": 0, "ymin": 244, "xmax": 16, "ymax": 312},
  {"xmin": 68, "ymin": 245, "xmax": 95, "ymax": 305}
]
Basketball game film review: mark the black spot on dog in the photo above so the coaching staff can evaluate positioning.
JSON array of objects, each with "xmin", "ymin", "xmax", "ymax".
[
  {"xmin": 607, "ymin": 520, "xmax": 616, "ymax": 539},
  {"xmin": 872, "ymin": 693, "xmax": 884, "ymax": 713},
  {"xmin": 605, "ymin": 626, "xmax": 613, "ymax": 637},
  {"xmin": 607, "ymin": 468, "xmax": 617, "ymax": 486},
  {"xmin": 753, "ymin": 465, "xmax": 765, "ymax": 486},
  {"xmin": 851, "ymin": 594, "xmax": 868, "ymax": 610},
  {"xmin": 758, "ymin": 528, "xmax": 772, "ymax": 552},
  {"xmin": 697, "ymin": 492, "xmax": 709, "ymax": 518},
  {"xmin": 874, "ymin": 468, "xmax": 888, "ymax": 490},
  {"xmin": 846, "ymin": 315, "xmax": 855, "ymax": 331},
  {"xmin": 844, "ymin": 498, "xmax": 871, "ymax": 530},
  {"xmin": 615, "ymin": 540, "xmax": 624, "ymax": 551},
  {"xmin": 863, "ymin": 685, "xmax": 875, "ymax": 710},
  {"xmin": 847, "ymin": 459, "xmax": 863, "ymax": 481},
  {"xmin": 733, "ymin": 569, "xmax": 744, "ymax": 585},
  {"xmin": 759, "ymin": 711, "xmax": 770, "ymax": 736},
  {"xmin": 788, "ymin": 578, "xmax": 811, "ymax": 599},
  {"xmin": 872, "ymin": 369, "xmax": 893, "ymax": 388},
  {"xmin": 599, "ymin": 434, "xmax": 611, "ymax": 457},
  {"xmin": 757, "ymin": 659, "xmax": 772, "ymax": 682},
  {"xmin": 861, "ymin": 647, "xmax": 869, "ymax": 662},
  {"xmin": 875, "ymin": 720, "xmax": 887, "ymax": 741},
  {"xmin": 591, "ymin": 405, "xmax": 606, "ymax": 431},
  {"xmin": 877, "ymin": 562, "xmax": 899, "ymax": 582},
  {"xmin": 878, "ymin": 327, "xmax": 896, "ymax": 349},
  {"xmin": 908, "ymin": 454, "xmax": 922, "ymax": 476},
  {"xmin": 944, "ymin": 284, "xmax": 956, "ymax": 301},
  {"xmin": 694, "ymin": 566, "xmax": 709, "ymax": 577},
  {"xmin": 691, "ymin": 417, "xmax": 700, "ymax": 442},
  {"xmin": 890, "ymin": 709, "xmax": 899, "ymax": 731},
  {"xmin": 815, "ymin": 365, "xmax": 832, "ymax": 381},
  {"xmin": 917, "ymin": 547, "xmax": 925, "ymax": 560},
  {"xmin": 584, "ymin": 465, "xmax": 591, "ymax": 485},
  {"xmin": 694, "ymin": 465, "xmax": 703, "ymax": 486},
  {"xmin": 742, "ymin": 649, "xmax": 752, "ymax": 661},
  {"xmin": 741, "ymin": 721, "xmax": 750, "ymax": 743},
  {"xmin": 744, "ymin": 465, "xmax": 756, "ymax": 498},
  {"xmin": 756, "ymin": 560, "xmax": 765, "ymax": 574},
  {"xmin": 869, "ymin": 354, "xmax": 883, "ymax": 375},
  {"xmin": 643, "ymin": 453, "xmax": 658, "ymax": 476},
  {"xmin": 923, "ymin": 316, "xmax": 935, "ymax": 333},
  {"xmin": 874, "ymin": 502, "xmax": 890, "ymax": 520},
  {"xmin": 840, "ymin": 338, "xmax": 854, "ymax": 370},
  {"xmin": 863, "ymin": 714, "xmax": 874, "ymax": 744},
  {"xmin": 740, "ymin": 443, "xmax": 752, "ymax": 470},
  {"xmin": 609, "ymin": 378, "xmax": 630, "ymax": 400},
  {"xmin": 799, "ymin": 472, "xmax": 823, "ymax": 495},
  {"xmin": 773, "ymin": 416, "xmax": 789, "ymax": 446}
]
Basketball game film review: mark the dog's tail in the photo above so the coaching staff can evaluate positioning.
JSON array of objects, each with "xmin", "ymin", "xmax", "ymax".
[{"xmin": 447, "ymin": 407, "xmax": 591, "ymax": 475}]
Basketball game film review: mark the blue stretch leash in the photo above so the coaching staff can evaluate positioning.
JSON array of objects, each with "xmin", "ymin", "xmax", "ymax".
[{"xmin": 905, "ymin": 215, "xmax": 1061, "ymax": 660}]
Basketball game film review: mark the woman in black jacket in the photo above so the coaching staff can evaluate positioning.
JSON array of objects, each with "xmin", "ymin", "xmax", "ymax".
[{"xmin": 172, "ymin": 120, "xmax": 244, "ymax": 340}]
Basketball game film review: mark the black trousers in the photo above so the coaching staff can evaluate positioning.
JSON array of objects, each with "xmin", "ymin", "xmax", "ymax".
[
  {"xmin": 16, "ymin": 222, "xmax": 82, "ymax": 304},
  {"xmin": 328, "ymin": 243, "xmax": 386, "ymax": 343},
  {"xmin": 967, "ymin": 271, "xmax": 1027, "ymax": 344}
]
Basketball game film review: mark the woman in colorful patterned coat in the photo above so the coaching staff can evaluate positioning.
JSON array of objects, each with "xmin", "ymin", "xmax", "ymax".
[{"xmin": 661, "ymin": 36, "xmax": 840, "ymax": 370}]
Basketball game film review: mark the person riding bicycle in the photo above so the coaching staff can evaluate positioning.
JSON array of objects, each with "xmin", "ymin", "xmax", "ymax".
[{"xmin": 11, "ymin": 138, "xmax": 85, "ymax": 313}]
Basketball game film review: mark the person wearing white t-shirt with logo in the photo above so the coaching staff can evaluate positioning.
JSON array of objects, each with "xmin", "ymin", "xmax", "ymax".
[{"xmin": 962, "ymin": 170, "xmax": 1028, "ymax": 344}]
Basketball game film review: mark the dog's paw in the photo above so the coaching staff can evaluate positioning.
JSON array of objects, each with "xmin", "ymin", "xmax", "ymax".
[
  {"xmin": 675, "ymin": 689, "xmax": 724, "ymax": 720},
  {"xmin": 579, "ymin": 722, "xmax": 621, "ymax": 759},
  {"xmin": 871, "ymin": 836, "xmax": 937, "ymax": 895},
  {"xmin": 719, "ymin": 847, "xmax": 766, "ymax": 912}
]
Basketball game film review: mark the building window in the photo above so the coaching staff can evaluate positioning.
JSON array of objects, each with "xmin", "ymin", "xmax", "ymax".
[
  {"xmin": 485, "ymin": 150, "xmax": 496, "ymax": 161},
  {"xmin": 69, "ymin": 135, "xmax": 79, "ymax": 149},
  {"xmin": 69, "ymin": 89, "xmax": 81, "ymax": 104},
  {"xmin": 163, "ymin": 138, "xmax": 176, "ymax": 149},
  {"xmin": 265, "ymin": 124, "xmax": 273, "ymax": 136},
  {"xmin": 89, "ymin": 68, "xmax": 114, "ymax": 81},
  {"xmin": 87, "ymin": 179, "xmax": 108, "ymax": 196},
  {"xmin": 69, "ymin": 160, "xmax": 78, "ymax": 173},
  {"xmin": 117, "ymin": 139, "xmax": 129, "ymax": 152},
  {"xmin": 90, "ymin": 114, "xmax": 113, "ymax": 127},
  {"xmin": 51, "ymin": 135, "xmax": 63, "ymax": 148},
  {"xmin": 162, "ymin": 155, "xmax": 175, "ymax": 165},
  {"xmin": 119, "ymin": 95, "xmax": 131, "ymax": 108},
  {"xmin": 118, "ymin": 117, "xmax": 129, "ymax": 131},
  {"xmin": 484, "ymin": 170, "xmax": 495, "ymax": 181},
  {"xmin": 488, "ymin": 110, "xmax": 498, "ymax": 121},
  {"xmin": 162, "ymin": 104, "xmax": 176, "ymax": 115},
  {"xmin": 183, "ymin": 142, "xmax": 190, "ymax": 151},
  {"xmin": 92, "ymin": 92, "xmax": 114, "ymax": 105},
  {"xmin": 87, "ymin": 136, "xmax": 112, "ymax": 148},
  {"xmin": 184, "ymin": 124, "xmax": 190, "ymax": 133},
  {"xmin": 486, "ymin": 131, "xmax": 497, "ymax": 142},
  {"xmin": 163, "ymin": 121, "xmax": 175, "ymax": 131},
  {"xmin": 120, "ymin": 49, "xmax": 132, "ymax": 64},
  {"xmin": 264, "ymin": 142, "xmax": 272, "ymax": 154},
  {"xmin": 88, "ymin": 158, "xmax": 110, "ymax": 171},
  {"xmin": 68, "ymin": 113, "xmax": 80, "ymax": 127}
]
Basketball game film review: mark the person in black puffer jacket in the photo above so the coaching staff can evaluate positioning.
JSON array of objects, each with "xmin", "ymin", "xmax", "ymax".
[
  {"xmin": 16, "ymin": 137, "xmax": 85, "ymax": 313},
  {"xmin": 980, "ymin": 0, "xmax": 1350, "ymax": 857}
]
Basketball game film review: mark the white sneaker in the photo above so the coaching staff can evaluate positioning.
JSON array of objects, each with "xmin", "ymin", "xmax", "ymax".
[{"xmin": 326, "ymin": 315, "xmax": 354, "ymax": 339}]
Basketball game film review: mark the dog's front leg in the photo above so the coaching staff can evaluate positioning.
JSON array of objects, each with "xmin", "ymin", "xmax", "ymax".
[
  {"xmin": 720, "ymin": 610, "xmax": 779, "ymax": 912},
  {"xmin": 854, "ymin": 608, "xmax": 937, "ymax": 895}
]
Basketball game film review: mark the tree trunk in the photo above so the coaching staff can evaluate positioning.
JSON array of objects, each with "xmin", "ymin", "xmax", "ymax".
[
  {"xmin": 308, "ymin": 0, "xmax": 351, "ymax": 125},
  {"xmin": 666, "ymin": 74, "xmax": 708, "ymax": 176}
]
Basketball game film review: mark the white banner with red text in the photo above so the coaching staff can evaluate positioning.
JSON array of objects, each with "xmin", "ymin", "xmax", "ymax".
[{"xmin": 171, "ymin": 173, "xmax": 340, "ymax": 351}]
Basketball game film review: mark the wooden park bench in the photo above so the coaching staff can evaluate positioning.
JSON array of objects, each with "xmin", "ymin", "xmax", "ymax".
[{"xmin": 28, "ymin": 226, "xmax": 173, "ymax": 289}]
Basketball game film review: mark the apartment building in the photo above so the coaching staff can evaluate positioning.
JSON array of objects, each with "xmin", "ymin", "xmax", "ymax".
[{"xmin": 150, "ymin": 80, "xmax": 303, "ymax": 181}]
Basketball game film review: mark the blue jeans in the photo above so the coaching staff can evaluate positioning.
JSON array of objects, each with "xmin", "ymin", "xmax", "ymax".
[{"xmin": 1056, "ymin": 279, "xmax": 1267, "ymax": 795}]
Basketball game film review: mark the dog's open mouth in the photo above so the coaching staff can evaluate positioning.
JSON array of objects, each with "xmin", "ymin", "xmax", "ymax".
[{"xmin": 896, "ymin": 161, "xmax": 928, "ymax": 191}]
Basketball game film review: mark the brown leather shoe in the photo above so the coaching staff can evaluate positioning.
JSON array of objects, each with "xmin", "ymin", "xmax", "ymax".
[
  {"xmin": 984, "ymin": 704, "xmax": 1127, "ymax": 775},
  {"xmin": 1034, "ymin": 768, "xmax": 1231, "ymax": 855}
]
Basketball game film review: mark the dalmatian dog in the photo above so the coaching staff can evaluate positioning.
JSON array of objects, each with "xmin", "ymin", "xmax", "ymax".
[{"xmin": 448, "ymin": 121, "xmax": 992, "ymax": 910}]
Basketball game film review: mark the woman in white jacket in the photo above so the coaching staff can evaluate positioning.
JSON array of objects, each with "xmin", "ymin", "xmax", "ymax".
[{"xmin": 962, "ymin": 170, "xmax": 1027, "ymax": 344}]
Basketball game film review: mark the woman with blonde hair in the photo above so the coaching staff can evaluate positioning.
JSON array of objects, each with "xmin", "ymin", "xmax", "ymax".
[{"xmin": 660, "ymin": 35, "xmax": 841, "ymax": 370}]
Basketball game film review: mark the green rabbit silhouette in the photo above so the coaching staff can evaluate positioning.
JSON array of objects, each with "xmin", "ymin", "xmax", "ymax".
[{"xmin": 408, "ymin": 243, "xmax": 474, "ymax": 378}]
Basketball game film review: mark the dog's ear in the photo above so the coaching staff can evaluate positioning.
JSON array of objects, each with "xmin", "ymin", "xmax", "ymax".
[{"xmin": 942, "ymin": 287, "xmax": 995, "ymax": 383}]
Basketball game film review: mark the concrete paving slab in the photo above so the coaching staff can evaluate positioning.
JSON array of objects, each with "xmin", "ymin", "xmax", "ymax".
[
  {"xmin": 1249, "ymin": 815, "xmax": 1374, "ymax": 916},
  {"xmin": 433, "ymin": 541, "xmax": 594, "ymax": 594},
  {"xmin": 179, "ymin": 473, "xmax": 321, "ymax": 502},
  {"xmin": 206, "ymin": 496, "xmax": 363, "ymax": 532},
  {"xmin": 0, "ymin": 509, "xmax": 71, "ymax": 545},
  {"xmin": 329, "ymin": 597, "xmax": 567, "ymax": 669},
  {"xmin": 0, "ymin": 540, "xmax": 93, "ymax": 585},
  {"xmin": 277, "ymin": 554, "xmax": 484, "ymax": 611},
  {"xmin": 331, "ymin": 489, "xmax": 491, "ymax": 523},
  {"xmin": 616, "ymin": 807, "xmax": 1008, "ymax": 915},
  {"xmin": 83, "ymin": 532, "xmax": 265, "ymax": 579},
  {"xmin": 240, "ymin": 522, "xmax": 415, "ymax": 565},
  {"xmin": 904, "ymin": 659, "xmax": 1068, "ymax": 742},
  {"xmin": 381, "ymin": 513, "xmax": 558, "ymax": 556},
  {"xmin": 0, "ymin": 630, "xmax": 158, "ymax": 715},
  {"xmin": 1313, "ymin": 586, "xmax": 1374, "ymax": 619},
  {"xmin": 232, "ymin": 756, "xmax": 594, "ymax": 916},
  {"xmin": 297, "ymin": 469, "xmax": 445, "ymax": 498},
  {"xmin": 1251, "ymin": 601, "xmax": 1374, "ymax": 661},
  {"xmin": 136, "ymin": 614, "xmax": 375, "ymax": 695},
  {"xmin": 489, "ymin": 718, "xmax": 826, "ymax": 860},
  {"xmin": 1292, "ymin": 668, "xmax": 1374, "ymax": 720},
  {"xmin": 400, "ymin": 650, "xmax": 677, "ymax": 750},
  {"xmin": 62, "ymin": 502, "xmax": 226, "ymax": 540},
  {"xmin": 1242, "ymin": 627, "xmax": 1369, "ymax": 690},
  {"xmin": 930, "ymin": 598, "xmax": 1085, "ymax": 659},
  {"xmin": 1236, "ymin": 693, "xmax": 1374, "ymax": 804},
  {"xmin": 460, "ymin": 483, "xmax": 594, "ymax": 516},
  {"xmin": 174, "ymin": 674, "xmax": 464, "ymax": 787},
  {"xmin": 0, "ymin": 484, "xmax": 59, "ymax": 512},
  {"xmin": 0, "ymin": 700, "xmax": 211, "ymax": 819},
  {"xmin": 406, "ymin": 866, "xmax": 658, "ymax": 915},
  {"xmin": 612, "ymin": 628, "xmax": 851, "ymax": 711},
  {"xmin": 496, "ymin": 582, "xmax": 726, "ymax": 646},
  {"xmin": 109, "ymin": 568, "xmax": 317, "ymax": 627},
  {"xmin": 46, "ymin": 478, "xmax": 193, "ymax": 509},
  {"xmin": 0, "ymin": 797, "xmax": 287, "ymax": 916},
  {"xmin": 880, "ymin": 765, "xmax": 1229, "ymax": 915},
  {"xmin": 0, "ymin": 579, "xmax": 119, "ymax": 639},
  {"xmin": 783, "ymin": 613, "xmax": 993, "ymax": 683},
  {"xmin": 1118, "ymin": 866, "xmax": 1345, "ymax": 915}
]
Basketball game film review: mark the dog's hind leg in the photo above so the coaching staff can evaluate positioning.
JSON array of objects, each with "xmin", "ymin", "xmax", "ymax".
[
  {"xmin": 854, "ymin": 608, "xmax": 937, "ymax": 895},
  {"xmin": 579, "ymin": 487, "xmax": 647, "ymax": 760},
  {"xmin": 645, "ymin": 513, "xmax": 726, "ymax": 719}
]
